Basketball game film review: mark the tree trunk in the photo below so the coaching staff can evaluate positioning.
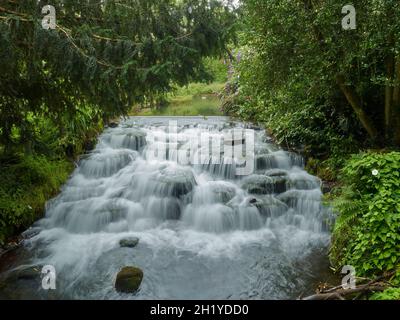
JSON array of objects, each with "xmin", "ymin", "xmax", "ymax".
[{"xmin": 336, "ymin": 74, "xmax": 379, "ymax": 139}]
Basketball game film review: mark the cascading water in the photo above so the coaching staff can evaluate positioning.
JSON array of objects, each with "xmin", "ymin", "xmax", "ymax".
[{"xmin": 0, "ymin": 117, "xmax": 332, "ymax": 299}]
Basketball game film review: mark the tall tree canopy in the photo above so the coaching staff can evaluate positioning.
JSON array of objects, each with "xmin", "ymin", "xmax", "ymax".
[
  {"xmin": 233, "ymin": 0, "xmax": 400, "ymax": 152},
  {"xmin": 0, "ymin": 0, "xmax": 237, "ymax": 153}
]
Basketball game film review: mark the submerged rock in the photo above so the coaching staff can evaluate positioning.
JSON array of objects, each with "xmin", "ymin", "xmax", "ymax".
[
  {"xmin": 16, "ymin": 266, "xmax": 42, "ymax": 280},
  {"xmin": 119, "ymin": 237, "xmax": 139, "ymax": 248},
  {"xmin": 264, "ymin": 169, "xmax": 288, "ymax": 178},
  {"xmin": 115, "ymin": 266, "xmax": 143, "ymax": 293},
  {"xmin": 248, "ymin": 195, "xmax": 288, "ymax": 218},
  {"xmin": 212, "ymin": 184, "xmax": 236, "ymax": 203},
  {"xmin": 103, "ymin": 128, "xmax": 147, "ymax": 151},
  {"xmin": 79, "ymin": 150, "xmax": 137, "ymax": 178},
  {"xmin": 22, "ymin": 227, "xmax": 41, "ymax": 240},
  {"xmin": 3, "ymin": 265, "xmax": 42, "ymax": 283},
  {"xmin": 108, "ymin": 122, "xmax": 119, "ymax": 128},
  {"xmin": 241, "ymin": 174, "xmax": 288, "ymax": 195},
  {"xmin": 154, "ymin": 167, "xmax": 197, "ymax": 198}
]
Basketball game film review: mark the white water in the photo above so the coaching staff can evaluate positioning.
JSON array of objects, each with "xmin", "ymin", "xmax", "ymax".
[{"xmin": 0, "ymin": 117, "xmax": 332, "ymax": 299}]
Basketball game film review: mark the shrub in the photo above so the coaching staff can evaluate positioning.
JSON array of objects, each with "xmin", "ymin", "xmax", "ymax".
[
  {"xmin": 330, "ymin": 152, "xmax": 400, "ymax": 284},
  {"xmin": 0, "ymin": 155, "xmax": 72, "ymax": 245}
]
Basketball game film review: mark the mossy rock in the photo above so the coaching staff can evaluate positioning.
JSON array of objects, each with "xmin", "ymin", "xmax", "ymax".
[
  {"xmin": 119, "ymin": 237, "xmax": 139, "ymax": 248},
  {"xmin": 115, "ymin": 266, "xmax": 143, "ymax": 293},
  {"xmin": 242, "ymin": 174, "xmax": 288, "ymax": 195},
  {"xmin": 15, "ymin": 266, "xmax": 42, "ymax": 280}
]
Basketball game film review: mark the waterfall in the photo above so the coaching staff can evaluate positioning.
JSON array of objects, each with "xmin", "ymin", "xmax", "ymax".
[{"xmin": 0, "ymin": 116, "xmax": 332, "ymax": 300}]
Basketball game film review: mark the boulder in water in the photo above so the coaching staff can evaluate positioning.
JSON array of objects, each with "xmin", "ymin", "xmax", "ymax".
[
  {"xmin": 3, "ymin": 265, "xmax": 42, "ymax": 283},
  {"xmin": 108, "ymin": 122, "xmax": 119, "ymax": 128},
  {"xmin": 264, "ymin": 169, "xmax": 288, "ymax": 178},
  {"xmin": 248, "ymin": 195, "xmax": 288, "ymax": 218},
  {"xmin": 241, "ymin": 175, "xmax": 271, "ymax": 194},
  {"xmin": 115, "ymin": 266, "xmax": 143, "ymax": 293},
  {"xmin": 255, "ymin": 154, "xmax": 279, "ymax": 170},
  {"xmin": 241, "ymin": 174, "xmax": 287, "ymax": 195},
  {"xmin": 79, "ymin": 150, "xmax": 137, "ymax": 178},
  {"xmin": 155, "ymin": 167, "xmax": 197, "ymax": 198},
  {"xmin": 16, "ymin": 266, "xmax": 42, "ymax": 280},
  {"xmin": 119, "ymin": 237, "xmax": 139, "ymax": 248}
]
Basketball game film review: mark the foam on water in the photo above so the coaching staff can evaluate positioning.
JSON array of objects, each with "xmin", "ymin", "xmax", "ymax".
[{"xmin": 0, "ymin": 116, "xmax": 332, "ymax": 300}]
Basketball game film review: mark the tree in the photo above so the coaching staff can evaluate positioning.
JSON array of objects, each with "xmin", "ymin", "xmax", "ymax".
[
  {"xmin": 236, "ymin": 0, "xmax": 400, "ymax": 148},
  {"xmin": 0, "ymin": 0, "xmax": 237, "ymax": 154}
]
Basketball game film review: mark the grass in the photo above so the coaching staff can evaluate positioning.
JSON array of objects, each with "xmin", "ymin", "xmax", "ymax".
[
  {"xmin": 132, "ymin": 82, "xmax": 225, "ymax": 116},
  {"xmin": 0, "ymin": 155, "xmax": 73, "ymax": 245}
]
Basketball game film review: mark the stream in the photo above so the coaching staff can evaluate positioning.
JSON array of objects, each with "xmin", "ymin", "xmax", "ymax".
[{"xmin": 0, "ymin": 116, "xmax": 333, "ymax": 300}]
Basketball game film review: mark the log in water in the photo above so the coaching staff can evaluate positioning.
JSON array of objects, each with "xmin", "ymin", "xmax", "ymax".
[{"xmin": 0, "ymin": 116, "xmax": 332, "ymax": 299}]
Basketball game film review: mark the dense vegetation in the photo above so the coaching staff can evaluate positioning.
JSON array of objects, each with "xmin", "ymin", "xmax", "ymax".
[
  {"xmin": 330, "ymin": 152, "xmax": 400, "ymax": 296},
  {"xmin": 133, "ymin": 57, "xmax": 228, "ymax": 116},
  {"xmin": 0, "ymin": 0, "xmax": 236, "ymax": 244},
  {"xmin": 222, "ymin": 0, "xmax": 400, "ymax": 298}
]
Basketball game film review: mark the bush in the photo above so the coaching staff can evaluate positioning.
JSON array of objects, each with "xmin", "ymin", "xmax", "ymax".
[
  {"xmin": 330, "ymin": 152, "xmax": 400, "ymax": 285},
  {"xmin": 0, "ymin": 155, "xmax": 72, "ymax": 245},
  {"xmin": 371, "ymin": 287, "xmax": 400, "ymax": 300}
]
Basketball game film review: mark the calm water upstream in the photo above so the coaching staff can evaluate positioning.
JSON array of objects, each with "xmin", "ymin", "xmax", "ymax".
[{"xmin": 0, "ymin": 116, "xmax": 333, "ymax": 299}]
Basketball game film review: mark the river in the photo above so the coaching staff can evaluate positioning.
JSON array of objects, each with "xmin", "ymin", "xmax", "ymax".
[{"xmin": 0, "ymin": 116, "xmax": 333, "ymax": 299}]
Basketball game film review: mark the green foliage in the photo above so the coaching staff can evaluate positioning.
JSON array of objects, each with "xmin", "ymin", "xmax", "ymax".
[
  {"xmin": 0, "ymin": 0, "xmax": 237, "ymax": 153},
  {"xmin": 330, "ymin": 152, "xmax": 400, "ymax": 282},
  {"xmin": 173, "ymin": 82, "xmax": 225, "ymax": 97},
  {"xmin": 225, "ymin": 0, "xmax": 400, "ymax": 157},
  {"xmin": 370, "ymin": 287, "xmax": 400, "ymax": 300},
  {"xmin": 0, "ymin": 155, "xmax": 72, "ymax": 245},
  {"xmin": 134, "ymin": 82, "xmax": 224, "ymax": 116},
  {"xmin": 203, "ymin": 57, "xmax": 229, "ymax": 83}
]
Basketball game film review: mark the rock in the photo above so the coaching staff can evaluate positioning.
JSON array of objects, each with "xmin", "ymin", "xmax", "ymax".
[
  {"xmin": 241, "ymin": 175, "xmax": 271, "ymax": 194},
  {"xmin": 119, "ymin": 237, "xmax": 139, "ymax": 248},
  {"xmin": 16, "ymin": 266, "xmax": 42, "ymax": 280},
  {"xmin": 155, "ymin": 167, "xmax": 197, "ymax": 198},
  {"xmin": 255, "ymin": 154, "xmax": 279, "ymax": 170},
  {"xmin": 287, "ymin": 178, "xmax": 320, "ymax": 190},
  {"xmin": 277, "ymin": 189, "xmax": 322, "ymax": 208},
  {"xmin": 264, "ymin": 169, "xmax": 288, "ymax": 178},
  {"xmin": 103, "ymin": 128, "xmax": 146, "ymax": 151},
  {"xmin": 22, "ymin": 227, "xmax": 41, "ymax": 240},
  {"xmin": 4, "ymin": 265, "xmax": 42, "ymax": 282},
  {"xmin": 322, "ymin": 181, "xmax": 334, "ymax": 194},
  {"xmin": 249, "ymin": 195, "xmax": 288, "ymax": 218},
  {"xmin": 79, "ymin": 150, "xmax": 137, "ymax": 178},
  {"xmin": 3, "ymin": 241, "xmax": 21, "ymax": 253},
  {"xmin": 108, "ymin": 122, "xmax": 119, "ymax": 128},
  {"xmin": 241, "ymin": 174, "xmax": 288, "ymax": 195},
  {"xmin": 211, "ymin": 184, "xmax": 236, "ymax": 203},
  {"xmin": 115, "ymin": 266, "xmax": 143, "ymax": 293}
]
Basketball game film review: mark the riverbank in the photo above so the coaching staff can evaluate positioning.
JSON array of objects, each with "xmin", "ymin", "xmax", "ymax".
[
  {"xmin": 0, "ymin": 155, "xmax": 72, "ymax": 248},
  {"xmin": 0, "ymin": 121, "xmax": 104, "ymax": 249},
  {"xmin": 222, "ymin": 100, "xmax": 400, "ymax": 299}
]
